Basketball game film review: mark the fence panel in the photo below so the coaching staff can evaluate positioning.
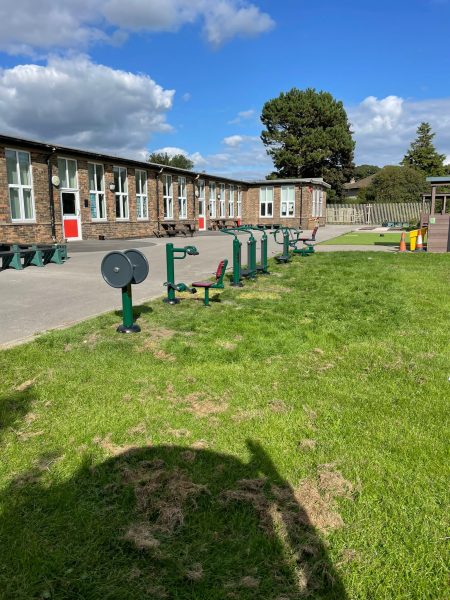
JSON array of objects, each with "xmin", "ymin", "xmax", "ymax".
[{"xmin": 326, "ymin": 203, "xmax": 429, "ymax": 225}]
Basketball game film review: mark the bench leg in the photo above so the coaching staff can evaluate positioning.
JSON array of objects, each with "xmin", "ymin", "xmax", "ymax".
[
  {"xmin": 203, "ymin": 287, "xmax": 210, "ymax": 307},
  {"xmin": 30, "ymin": 250, "xmax": 44, "ymax": 267},
  {"xmin": 7, "ymin": 253, "xmax": 23, "ymax": 270},
  {"xmin": 50, "ymin": 248, "xmax": 64, "ymax": 264}
]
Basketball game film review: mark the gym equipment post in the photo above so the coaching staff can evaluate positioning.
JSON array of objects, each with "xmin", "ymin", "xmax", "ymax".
[
  {"xmin": 164, "ymin": 243, "xmax": 199, "ymax": 304},
  {"xmin": 237, "ymin": 227, "xmax": 257, "ymax": 279},
  {"xmin": 101, "ymin": 249, "xmax": 149, "ymax": 333},
  {"xmin": 220, "ymin": 228, "xmax": 243, "ymax": 287},
  {"xmin": 244, "ymin": 226, "xmax": 270, "ymax": 275}
]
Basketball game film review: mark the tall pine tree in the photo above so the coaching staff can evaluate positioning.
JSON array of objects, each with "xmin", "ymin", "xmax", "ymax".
[
  {"xmin": 401, "ymin": 122, "xmax": 446, "ymax": 175},
  {"xmin": 260, "ymin": 88, "xmax": 355, "ymax": 198}
]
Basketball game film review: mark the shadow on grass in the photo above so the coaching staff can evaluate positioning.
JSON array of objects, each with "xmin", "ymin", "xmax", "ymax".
[
  {"xmin": 0, "ymin": 387, "xmax": 35, "ymax": 442},
  {"xmin": 114, "ymin": 305, "xmax": 154, "ymax": 322},
  {"xmin": 0, "ymin": 441, "xmax": 347, "ymax": 599}
]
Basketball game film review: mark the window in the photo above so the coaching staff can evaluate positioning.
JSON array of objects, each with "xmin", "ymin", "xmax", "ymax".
[
  {"xmin": 198, "ymin": 178, "xmax": 205, "ymax": 216},
  {"xmin": 163, "ymin": 174, "xmax": 173, "ymax": 219},
  {"xmin": 88, "ymin": 163, "xmax": 106, "ymax": 220},
  {"xmin": 229, "ymin": 185, "xmax": 235, "ymax": 217},
  {"xmin": 312, "ymin": 188, "xmax": 324, "ymax": 217},
  {"xmin": 136, "ymin": 169, "xmax": 148, "ymax": 220},
  {"xmin": 237, "ymin": 186, "xmax": 242, "ymax": 218},
  {"xmin": 114, "ymin": 166, "xmax": 129, "ymax": 220},
  {"xmin": 259, "ymin": 186, "xmax": 273, "ymax": 218},
  {"xmin": 178, "ymin": 176, "xmax": 187, "ymax": 219},
  {"xmin": 209, "ymin": 181, "xmax": 216, "ymax": 218},
  {"xmin": 281, "ymin": 185, "xmax": 295, "ymax": 217},
  {"xmin": 219, "ymin": 183, "xmax": 226, "ymax": 218},
  {"xmin": 6, "ymin": 149, "xmax": 34, "ymax": 221}
]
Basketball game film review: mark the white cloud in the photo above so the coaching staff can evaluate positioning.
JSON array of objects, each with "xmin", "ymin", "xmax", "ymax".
[
  {"xmin": 0, "ymin": 56, "xmax": 174, "ymax": 158},
  {"xmin": 0, "ymin": 0, "xmax": 274, "ymax": 55},
  {"xmin": 348, "ymin": 95, "xmax": 450, "ymax": 166},
  {"xmin": 228, "ymin": 108, "xmax": 256, "ymax": 124},
  {"xmin": 223, "ymin": 135, "xmax": 244, "ymax": 147},
  {"xmin": 162, "ymin": 136, "xmax": 272, "ymax": 179},
  {"xmin": 182, "ymin": 92, "xmax": 191, "ymax": 102}
]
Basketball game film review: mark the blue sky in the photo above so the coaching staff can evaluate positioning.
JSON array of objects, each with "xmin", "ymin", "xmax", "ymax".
[{"xmin": 0, "ymin": 0, "xmax": 449, "ymax": 179}]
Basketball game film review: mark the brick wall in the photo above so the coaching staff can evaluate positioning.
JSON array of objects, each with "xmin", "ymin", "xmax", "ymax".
[{"xmin": 0, "ymin": 139, "xmax": 327, "ymax": 243}]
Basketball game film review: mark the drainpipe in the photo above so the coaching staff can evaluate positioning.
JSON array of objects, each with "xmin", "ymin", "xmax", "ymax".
[
  {"xmin": 193, "ymin": 174, "xmax": 199, "ymax": 228},
  {"xmin": 46, "ymin": 147, "xmax": 57, "ymax": 241},
  {"xmin": 156, "ymin": 167, "xmax": 163, "ymax": 235},
  {"xmin": 299, "ymin": 185, "xmax": 303, "ymax": 229}
]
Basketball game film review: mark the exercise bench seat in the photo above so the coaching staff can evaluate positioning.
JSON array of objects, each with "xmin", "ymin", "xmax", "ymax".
[{"xmin": 192, "ymin": 259, "xmax": 228, "ymax": 306}]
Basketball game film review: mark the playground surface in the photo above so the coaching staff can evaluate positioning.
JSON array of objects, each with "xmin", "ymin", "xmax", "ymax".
[
  {"xmin": 0, "ymin": 225, "xmax": 353, "ymax": 347},
  {"xmin": 319, "ymin": 231, "xmax": 408, "ymax": 246},
  {"xmin": 0, "ymin": 251, "xmax": 448, "ymax": 599}
]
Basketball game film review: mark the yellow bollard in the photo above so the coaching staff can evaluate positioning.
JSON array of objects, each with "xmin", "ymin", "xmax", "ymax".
[{"xmin": 409, "ymin": 230, "xmax": 418, "ymax": 251}]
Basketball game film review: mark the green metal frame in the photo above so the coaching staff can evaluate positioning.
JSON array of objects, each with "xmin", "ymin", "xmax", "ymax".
[
  {"xmin": 236, "ymin": 227, "xmax": 257, "ymax": 279},
  {"xmin": 243, "ymin": 226, "xmax": 270, "ymax": 274},
  {"xmin": 220, "ymin": 228, "xmax": 243, "ymax": 286},
  {"xmin": 270, "ymin": 227, "xmax": 292, "ymax": 263},
  {"xmin": 164, "ymin": 243, "xmax": 199, "ymax": 304},
  {"xmin": 197, "ymin": 259, "xmax": 229, "ymax": 307}
]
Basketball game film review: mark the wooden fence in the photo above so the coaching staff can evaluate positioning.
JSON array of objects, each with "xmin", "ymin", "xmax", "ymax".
[{"xmin": 326, "ymin": 203, "xmax": 430, "ymax": 225}]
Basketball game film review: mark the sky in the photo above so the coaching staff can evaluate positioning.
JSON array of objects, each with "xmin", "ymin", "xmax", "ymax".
[{"xmin": 0, "ymin": 0, "xmax": 449, "ymax": 180}]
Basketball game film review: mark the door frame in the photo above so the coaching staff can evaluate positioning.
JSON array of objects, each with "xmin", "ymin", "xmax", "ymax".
[
  {"xmin": 198, "ymin": 196, "xmax": 206, "ymax": 231},
  {"xmin": 61, "ymin": 190, "xmax": 82, "ymax": 241}
]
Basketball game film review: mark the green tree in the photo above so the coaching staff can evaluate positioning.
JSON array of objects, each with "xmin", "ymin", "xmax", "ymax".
[
  {"xmin": 148, "ymin": 152, "xmax": 194, "ymax": 170},
  {"xmin": 363, "ymin": 166, "xmax": 428, "ymax": 203},
  {"xmin": 260, "ymin": 88, "xmax": 355, "ymax": 196},
  {"xmin": 354, "ymin": 164, "xmax": 380, "ymax": 180},
  {"xmin": 401, "ymin": 122, "xmax": 446, "ymax": 175}
]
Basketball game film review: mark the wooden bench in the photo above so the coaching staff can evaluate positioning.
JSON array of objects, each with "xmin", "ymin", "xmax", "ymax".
[{"xmin": 161, "ymin": 222, "xmax": 196, "ymax": 237}]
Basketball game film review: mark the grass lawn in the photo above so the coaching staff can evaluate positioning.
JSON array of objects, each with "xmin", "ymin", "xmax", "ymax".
[
  {"xmin": 320, "ymin": 231, "xmax": 409, "ymax": 246},
  {"xmin": 0, "ymin": 252, "xmax": 449, "ymax": 599}
]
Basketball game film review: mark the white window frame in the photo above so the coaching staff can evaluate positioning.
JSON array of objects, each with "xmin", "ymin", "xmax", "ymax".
[
  {"xmin": 229, "ymin": 185, "xmax": 235, "ymax": 218},
  {"xmin": 88, "ymin": 162, "xmax": 106, "ymax": 221},
  {"xmin": 259, "ymin": 186, "xmax": 274, "ymax": 218},
  {"xmin": 209, "ymin": 181, "xmax": 216, "ymax": 218},
  {"xmin": 280, "ymin": 185, "xmax": 295, "ymax": 218},
  {"xmin": 219, "ymin": 183, "xmax": 226, "ymax": 218},
  {"xmin": 178, "ymin": 176, "xmax": 187, "ymax": 220},
  {"xmin": 163, "ymin": 174, "xmax": 173, "ymax": 220},
  {"xmin": 6, "ymin": 148, "xmax": 35, "ymax": 222},
  {"xmin": 237, "ymin": 186, "xmax": 242, "ymax": 218},
  {"xmin": 136, "ymin": 169, "xmax": 148, "ymax": 220},
  {"xmin": 312, "ymin": 188, "xmax": 324, "ymax": 218},
  {"xmin": 114, "ymin": 166, "xmax": 129, "ymax": 220}
]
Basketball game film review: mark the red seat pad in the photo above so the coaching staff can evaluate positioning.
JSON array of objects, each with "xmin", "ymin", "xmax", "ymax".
[{"xmin": 192, "ymin": 281, "xmax": 213, "ymax": 288}]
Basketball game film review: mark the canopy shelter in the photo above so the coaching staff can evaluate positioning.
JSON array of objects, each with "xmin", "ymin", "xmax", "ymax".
[
  {"xmin": 422, "ymin": 177, "xmax": 450, "ymax": 252},
  {"xmin": 425, "ymin": 176, "xmax": 450, "ymax": 214}
]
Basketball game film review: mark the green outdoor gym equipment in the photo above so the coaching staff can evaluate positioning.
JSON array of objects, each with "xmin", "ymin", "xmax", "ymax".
[
  {"xmin": 237, "ymin": 227, "xmax": 257, "ymax": 279},
  {"xmin": 243, "ymin": 226, "xmax": 270, "ymax": 275},
  {"xmin": 291, "ymin": 225, "xmax": 319, "ymax": 256},
  {"xmin": 192, "ymin": 259, "xmax": 228, "ymax": 306},
  {"xmin": 271, "ymin": 227, "xmax": 292, "ymax": 263},
  {"xmin": 220, "ymin": 228, "xmax": 243, "ymax": 286},
  {"xmin": 164, "ymin": 243, "xmax": 199, "ymax": 305},
  {"xmin": 101, "ymin": 249, "xmax": 149, "ymax": 333}
]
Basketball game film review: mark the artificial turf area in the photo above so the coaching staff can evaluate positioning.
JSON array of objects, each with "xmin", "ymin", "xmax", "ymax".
[
  {"xmin": 0, "ymin": 252, "xmax": 449, "ymax": 599},
  {"xmin": 319, "ymin": 231, "xmax": 409, "ymax": 246}
]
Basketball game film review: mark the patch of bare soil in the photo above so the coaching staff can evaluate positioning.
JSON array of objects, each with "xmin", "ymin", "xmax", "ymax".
[
  {"xmin": 166, "ymin": 428, "xmax": 191, "ymax": 438},
  {"xmin": 136, "ymin": 328, "xmax": 177, "ymax": 361},
  {"xmin": 182, "ymin": 392, "xmax": 228, "ymax": 418},
  {"xmin": 269, "ymin": 399, "xmax": 288, "ymax": 413},
  {"xmin": 93, "ymin": 433, "xmax": 151, "ymax": 456},
  {"xmin": 180, "ymin": 450, "xmax": 196, "ymax": 463},
  {"xmin": 127, "ymin": 423, "xmax": 147, "ymax": 436},
  {"xmin": 191, "ymin": 439, "xmax": 208, "ymax": 449},
  {"xmin": 215, "ymin": 340, "xmax": 237, "ymax": 351},
  {"xmin": 16, "ymin": 430, "xmax": 44, "ymax": 441},
  {"xmin": 82, "ymin": 333, "xmax": 100, "ymax": 348},
  {"xmin": 121, "ymin": 459, "xmax": 209, "ymax": 550},
  {"xmin": 299, "ymin": 439, "xmax": 317, "ymax": 451},
  {"xmin": 185, "ymin": 563, "xmax": 204, "ymax": 581},
  {"xmin": 15, "ymin": 377, "xmax": 37, "ymax": 392}
]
